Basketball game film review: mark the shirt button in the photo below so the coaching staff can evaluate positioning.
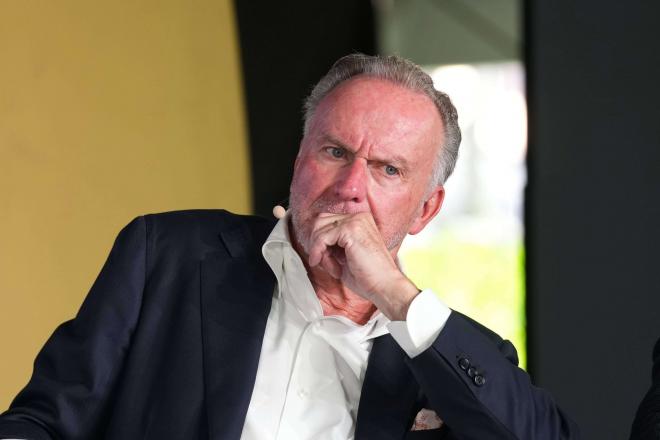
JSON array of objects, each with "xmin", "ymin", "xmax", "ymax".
[{"xmin": 297, "ymin": 389, "xmax": 309, "ymax": 398}]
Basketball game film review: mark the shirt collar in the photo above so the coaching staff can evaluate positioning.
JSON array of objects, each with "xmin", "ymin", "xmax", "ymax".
[{"xmin": 261, "ymin": 214, "xmax": 293, "ymax": 298}]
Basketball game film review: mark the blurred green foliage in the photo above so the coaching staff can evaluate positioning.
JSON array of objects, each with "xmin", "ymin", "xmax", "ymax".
[{"xmin": 401, "ymin": 228, "xmax": 527, "ymax": 369}]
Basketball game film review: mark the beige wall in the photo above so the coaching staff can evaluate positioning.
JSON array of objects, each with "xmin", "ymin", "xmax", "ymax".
[{"xmin": 0, "ymin": 1, "xmax": 250, "ymax": 409}]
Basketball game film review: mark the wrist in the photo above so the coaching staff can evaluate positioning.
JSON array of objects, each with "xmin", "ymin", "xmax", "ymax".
[{"xmin": 378, "ymin": 275, "xmax": 420, "ymax": 321}]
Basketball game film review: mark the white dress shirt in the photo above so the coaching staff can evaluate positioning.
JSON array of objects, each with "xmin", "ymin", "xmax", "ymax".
[{"xmin": 240, "ymin": 216, "xmax": 451, "ymax": 440}]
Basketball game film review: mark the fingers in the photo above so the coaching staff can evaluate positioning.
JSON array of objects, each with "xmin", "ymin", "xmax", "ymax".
[
  {"xmin": 313, "ymin": 212, "xmax": 350, "ymax": 230},
  {"xmin": 307, "ymin": 212, "xmax": 376, "ymax": 277},
  {"xmin": 308, "ymin": 219, "xmax": 343, "ymax": 267},
  {"xmin": 303, "ymin": 211, "xmax": 412, "ymax": 317}
]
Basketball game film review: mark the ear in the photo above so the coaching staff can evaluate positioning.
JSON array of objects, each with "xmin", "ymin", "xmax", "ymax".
[{"xmin": 408, "ymin": 186, "xmax": 445, "ymax": 235}]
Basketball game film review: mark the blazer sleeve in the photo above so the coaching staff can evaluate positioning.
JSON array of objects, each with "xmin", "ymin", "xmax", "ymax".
[
  {"xmin": 404, "ymin": 312, "xmax": 580, "ymax": 440},
  {"xmin": 629, "ymin": 337, "xmax": 660, "ymax": 440},
  {"xmin": 0, "ymin": 217, "xmax": 148, "ymax": 440}
]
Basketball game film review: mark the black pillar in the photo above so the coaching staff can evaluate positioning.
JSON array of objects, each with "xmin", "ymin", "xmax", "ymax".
[
  {"xmin": 526, "ymin": 1, "xmax": 660, "ymax": 438},
  {"xmin": 233, "ymin": 1, "xmax": 375, "ymax": 217}
]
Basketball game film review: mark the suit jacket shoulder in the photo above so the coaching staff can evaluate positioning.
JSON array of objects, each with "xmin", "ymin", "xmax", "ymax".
[
  {"xmin": 0, "ymin": 209, "xmax": 277, "ymax": 440},
  {"xmin": 142, "ymin": 209, "xmax": 275, "ymax": 256}
]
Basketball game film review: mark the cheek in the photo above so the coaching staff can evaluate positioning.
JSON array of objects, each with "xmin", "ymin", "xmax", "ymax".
[
  {"xmin": 368, "ymin": 188, "xmax": 420, "ymax": 228},
  {"xmin": 369, "ymin": 185, "xmax": 413, "ymax": 212},
  {"xmin": 292, "ymin": 160, "xmax": 333, "ymax": 196}
]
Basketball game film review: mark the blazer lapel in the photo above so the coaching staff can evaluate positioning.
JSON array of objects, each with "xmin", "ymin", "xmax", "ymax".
[
  {"xmin": 200, "ymin": 220, "xmax": 276, "ymax": 440},
  {"xmin": 356, "ymin": 335, "xmax": 421, "ymax": 440}
]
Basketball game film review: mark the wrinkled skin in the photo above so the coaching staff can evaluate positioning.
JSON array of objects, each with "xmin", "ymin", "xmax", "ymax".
[{"xmin": 288, "ymin": 76, "xmax": 446, "ymax": 322}]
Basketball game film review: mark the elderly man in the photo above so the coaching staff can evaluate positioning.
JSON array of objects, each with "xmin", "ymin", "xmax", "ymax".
[{"xmin": 0, "ymin": 54, "xmax": 579, "ymax": 439}]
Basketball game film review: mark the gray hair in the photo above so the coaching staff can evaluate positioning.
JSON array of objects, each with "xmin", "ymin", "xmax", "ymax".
[{"xmin": 302, "ymin": 53, "xmax": 461, "ymax": 186}]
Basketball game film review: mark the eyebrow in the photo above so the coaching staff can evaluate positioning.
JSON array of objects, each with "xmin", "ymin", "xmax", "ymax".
[{"xmin": 319, "ymin": 133, "xmax": 411, "ymax": 170}]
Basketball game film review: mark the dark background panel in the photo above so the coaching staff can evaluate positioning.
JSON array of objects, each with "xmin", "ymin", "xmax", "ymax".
[
  {"xmin": 526, "ymin": 1, "xmax": 660, "ymax": 438},
  {"xmin": 234, "ymin": 1, "xmax": 375, "ymax": 217}
]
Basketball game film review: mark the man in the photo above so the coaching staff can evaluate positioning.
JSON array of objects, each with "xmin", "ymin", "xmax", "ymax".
[
  {"xmin": 630, "ymin": 337, "xmax": 660, "ymax": 439},
  {"xmin": 0, "ymin": 54, "xmax": 579, "ymax": 439}
]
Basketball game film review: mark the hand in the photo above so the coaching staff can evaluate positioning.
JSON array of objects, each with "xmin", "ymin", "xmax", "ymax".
[{"xmin": 307, "ymin": 212, "xmax": 420, "ymax": 320}]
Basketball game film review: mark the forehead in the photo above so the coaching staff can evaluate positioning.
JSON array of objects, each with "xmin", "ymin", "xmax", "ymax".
[{"xmin": 306, "ymin": 76, "xmax": 444, "ymax": 159}]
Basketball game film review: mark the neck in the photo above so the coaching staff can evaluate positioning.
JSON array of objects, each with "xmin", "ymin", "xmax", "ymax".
[{"xmin": 309, "ymin": 267, "xmax": 377, "ymax": 325}]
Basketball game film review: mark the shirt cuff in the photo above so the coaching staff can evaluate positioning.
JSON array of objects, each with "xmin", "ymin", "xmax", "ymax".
[{"xmin": 387, "ymin": 289, "xmax": 451, "ymax": 358}]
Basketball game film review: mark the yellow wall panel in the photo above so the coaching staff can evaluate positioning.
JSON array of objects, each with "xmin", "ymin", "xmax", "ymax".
[{"xmin": 0, "ymin": 0, "xmax": 250, "ymax": 408}]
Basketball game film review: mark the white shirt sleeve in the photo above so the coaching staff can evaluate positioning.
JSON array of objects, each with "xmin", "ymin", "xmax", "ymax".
[{"xmin": 386, "ymin": 289, "xmax": 452, "ymax": 358}]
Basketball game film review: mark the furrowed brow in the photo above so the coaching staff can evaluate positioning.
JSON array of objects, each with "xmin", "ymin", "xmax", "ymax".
[
  {"xmin": 371, "ymin": 153, "xmax": 410, "ymax": 171},
  {"xmin": 320, "ymin": 134, "xmax": 354, "ymax": 152},
  {"xmin": 319, "ymin": 133, "xmax": 411, "ymax": 170}
]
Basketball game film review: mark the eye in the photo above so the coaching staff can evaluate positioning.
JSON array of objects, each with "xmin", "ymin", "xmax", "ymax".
[
  {"xmin": 326, "ymin": 147, "xmax": 346, "ymax": 159},
  {"xmin": 384, "ymin": 164, "xmax": 399, "ymax": 176}
]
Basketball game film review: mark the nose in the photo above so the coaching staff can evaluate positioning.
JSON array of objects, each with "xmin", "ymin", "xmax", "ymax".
[{"xmin": 334, "ymin": 158, "xmax": 367, "ymax": 203}]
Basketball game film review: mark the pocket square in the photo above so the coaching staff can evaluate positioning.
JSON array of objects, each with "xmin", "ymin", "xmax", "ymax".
[{"xmin": 411, "ymin": 408, "xmax": 443, "ymax": 431}]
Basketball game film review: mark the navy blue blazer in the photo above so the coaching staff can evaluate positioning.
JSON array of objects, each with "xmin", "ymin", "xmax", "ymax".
[{"xmin": 0, "ymin": 210, "xmax": 579, "ymax": 439}]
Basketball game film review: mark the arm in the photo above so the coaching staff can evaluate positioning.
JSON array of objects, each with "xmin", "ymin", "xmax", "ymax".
[
  {"xmin": 403, "ymin": 309, "xmax": 579, "ymax": 439},
  {"xmin": 306, "ymin": 212, "xmax": 579, "ymax": 439},
  {"xmin": 0, "ymin": 217, "xmax": 147, "ymax": 440}
]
